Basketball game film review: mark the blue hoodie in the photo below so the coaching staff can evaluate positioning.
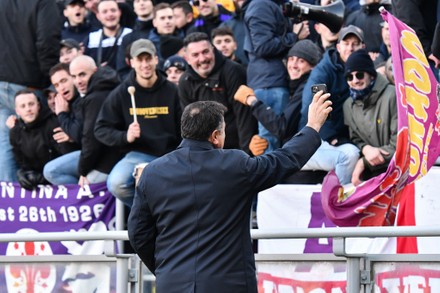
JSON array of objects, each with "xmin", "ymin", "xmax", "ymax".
[{"xmin": 299, "ymin": 48, "xmax": 350, "ymax": 143}]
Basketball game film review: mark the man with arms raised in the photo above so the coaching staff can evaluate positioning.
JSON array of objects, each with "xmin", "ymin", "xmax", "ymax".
[{"xmin": 128, "ymin": 90, "xmax": 331, "ymax": 292}]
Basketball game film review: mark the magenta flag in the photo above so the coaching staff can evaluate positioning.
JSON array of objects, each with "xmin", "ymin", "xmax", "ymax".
[{"xmin": 321, "ymin": 9, "xmax": 440, "ymax": 227}]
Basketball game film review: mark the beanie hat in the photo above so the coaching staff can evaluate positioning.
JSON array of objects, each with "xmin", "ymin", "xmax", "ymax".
[
  {"xmin": 287, "ymin": 40, "xmax": 322, "ymax": 66},
  {"xmin": 344, "ymin": 49, "xmax": 377, "ymax": 78},
  {"xmin": 163, "ymin": 55, "xmax": 187, "ymax": 71},
  {"xmin": 160, "ymin": 36, "xmax": 184, "ymax": 60}
]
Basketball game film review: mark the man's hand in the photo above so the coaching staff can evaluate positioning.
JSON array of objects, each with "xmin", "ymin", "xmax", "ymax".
[
  {"xmin": 234, "ymin": 85, "xmax": 256, "ymax": 105},
  {"xmin": 55, "ymin": 93, "xmax": 69, "ymax": 115},
  {"xmin": 6, "ymin": 115, "xmax": 17, "ymax": 129},
  {"xmin": 53, "ymin": 127, "xmax": 71, "ymax": 143},
  {"xmin": 306, "ymin": 90, "xmax": 332, "ymax": 132},
  {"xmin": 362, "ymin": 145, "xmax": 389, "ymax": 166},
  {"xmin": 429, "ymin": 53, "xmax": 440, "ymax": 68},
  {"xmin": 127, "ymin": 122, "xmax": 141, "ymax": 143},
  {"xmin": 351, "ymin": 158, "xmax": 365, "ymax": 186},
  {"xmin": 78, "ymin": 175, "xmax": 90, "ymax": 189},
  {"xmin": 293, "ymin": 21, "xmax": 310, "ymax": 40},
  {"xmin": 249, "ymin": 135, "xmax": 268, "ymax": 156}
]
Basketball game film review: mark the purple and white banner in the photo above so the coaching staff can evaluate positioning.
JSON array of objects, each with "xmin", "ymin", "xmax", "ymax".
[
  {"xmin": 0, "ymin": 182, "xmax": 116, "ymax": 255},
  {"xmin": 0, "ymin": 182, "xmax": 116, "ymax": 292}
]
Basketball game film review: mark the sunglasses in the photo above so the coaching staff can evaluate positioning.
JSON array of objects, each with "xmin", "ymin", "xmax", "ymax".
[
  {"xmin": 193, "ymin": 0, "xmax": 208, "ymax": 6},
  {"xmin": 346, "ymin": 72, "xmax": 365, "ymax": 82}
]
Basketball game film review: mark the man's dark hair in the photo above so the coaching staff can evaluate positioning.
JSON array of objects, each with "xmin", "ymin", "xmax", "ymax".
[
  {"xmin": 181, "ymin": 101, "xmax": 227, "ymax": 140},
  {"xmin": 153, "ymin": 2, "xmax": 171, "ymax": 18},
  {"xmin": 211, "ymin": 27, "xmax": 235, "ymax": 40},
  {"xmin": 171, "ymin": 1, "xmax": 193, "ymax": 15},
  {"xmin": 14, "ymin": 89, "xmax": 38, "ymax": 101},
  {"xmin": 183, "ymin": 32, "xmax": 210, "ymax": 47},
  {"xmin": 49, "ymin": 62, "xmax": 70, "ymax": 78}
]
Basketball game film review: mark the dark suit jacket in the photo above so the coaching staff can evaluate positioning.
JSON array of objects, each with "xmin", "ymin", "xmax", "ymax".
[{"xmin": 128, "ymin": 126, "xmax": 321, "ymax": 293}]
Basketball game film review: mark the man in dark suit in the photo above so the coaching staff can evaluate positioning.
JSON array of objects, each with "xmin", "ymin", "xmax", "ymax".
[{"xmin": 128, "ymin": 91, "xmax": 331, "ymax": 292}]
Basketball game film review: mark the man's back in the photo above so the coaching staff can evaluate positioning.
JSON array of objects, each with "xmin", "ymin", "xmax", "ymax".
[
  {"xmin": 0, "ymin": 0, "xmax": 60, "ymax": 88},
  {"xmin": 129, "ymin": 127, "xmax": 321, "ymax": 292}
]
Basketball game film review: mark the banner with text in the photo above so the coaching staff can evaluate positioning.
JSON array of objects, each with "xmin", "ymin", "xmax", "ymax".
[
  {"xmin": 321, "ymin": 9, "xmax": 440, "ymax": 227},
  {"xmin": 0, "ymin": 182, "xmax": 116, "ymax": 255},
  {"xmin": 0, "ymin": 182, "xmax": 116, "ymax": 292}
]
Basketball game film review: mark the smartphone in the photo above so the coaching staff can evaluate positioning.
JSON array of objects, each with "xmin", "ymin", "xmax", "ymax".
[
  {"xmin": 311, "ymin": 84, "xmax": 327, "ymax": 95},
  {"xmin": 311, "ymin": 84, "xmax": 331, "ymax": 120}
]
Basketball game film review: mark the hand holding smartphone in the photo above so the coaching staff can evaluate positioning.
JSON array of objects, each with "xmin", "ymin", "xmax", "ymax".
[
  {"xmin": 311, "ymin": 84, "xmax": 331, "ymax": 120},
  {"xmin": 311, "ymin": 84, "xmax": 327, "ymax": 95}
]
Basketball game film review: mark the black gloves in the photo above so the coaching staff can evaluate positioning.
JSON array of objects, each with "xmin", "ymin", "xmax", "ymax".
[{"xmin": 17, "ymin": 169, "xmax": 47, "ymax": 190}]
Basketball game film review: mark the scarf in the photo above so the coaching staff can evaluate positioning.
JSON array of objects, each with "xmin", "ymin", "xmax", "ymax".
[{"xmin": 350, "ymin": 79, "xmax": 376, "ymax": 101}]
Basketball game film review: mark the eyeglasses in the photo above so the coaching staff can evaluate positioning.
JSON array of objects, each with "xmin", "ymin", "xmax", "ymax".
[
  {"xmin": 346, "ymin": 72, "xmax": 365, "ymax": 81},
  {"xmin": 193, "ymin": 0, "xmax": 208, "ymax": 6}
]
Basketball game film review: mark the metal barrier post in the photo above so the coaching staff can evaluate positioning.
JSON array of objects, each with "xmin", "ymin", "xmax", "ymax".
[
  {"xmin": 116, "ymin": 199, "xmax": 126, "ymax": 252},
  {"xmin": 346, "ymin": 257, "xmax": 361, "ymax": 293},
  {"xmin": 117, "ymin": 254, "xmax": 130, "ymax": 293},
  {"xmin": 333, "ymin": 237, "xmax": 363, "ymax": 293}
]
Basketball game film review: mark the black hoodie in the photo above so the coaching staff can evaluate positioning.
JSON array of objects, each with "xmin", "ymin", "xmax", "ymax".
[
  {"xmin": 79, "ymin": 66, "xmax": 123, "ymax": 176},
  {"xmin": 10, "ymin": 105, "xmax": 74, "ymax": 173},
  {"xmin": 95, "ymin": 70, "xmax": 182, "ymax": 156}
]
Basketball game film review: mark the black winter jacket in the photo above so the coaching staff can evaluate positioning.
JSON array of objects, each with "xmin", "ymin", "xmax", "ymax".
[
  {"xmin": 79, "ymin": 67, "xmax": 123, "ymax": 176},
  {"xmin": 345, "ymin": 3, "xmax": 392, "ymax": 53},
  {"xmin": 0, "ymin": 0, "xmax": 61, "ymax": 88},
  {"xmin": 393, "ymin": 0, "xmax": 437, "ymax": 56},
  {"xmin": 61, "ymin": 22, "xmax": 93, "ymax": 44},
  {"xmin": 58, "ymin": 93, "xmax": 83, "ymax": 147},
  {"xmin": 10, "ymin": 106, "xmax": 74, "ymax": 173},
  {"xmin": 95, "ymin": 71, "xmax": 182, "ymax": 156},
  {"xmin": 178, "ymin": 50, "xmax": 257, "ymax": 153},
  {"xmin": 251, "ymin": 72, "xmax": 309, "ymax": 144}
]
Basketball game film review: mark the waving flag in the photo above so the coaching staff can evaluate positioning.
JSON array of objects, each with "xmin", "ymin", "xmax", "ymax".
[{"xmin": 321, "ymin": 9, "xmax": 440, "ymax": 227}]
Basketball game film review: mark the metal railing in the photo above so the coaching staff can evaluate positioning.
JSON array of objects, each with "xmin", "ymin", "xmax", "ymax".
[
  {"xmin": 252, "ymin": 225, "xmax": 440, "ymax": 293},
  {"xmin": 2, "ymin": 226, "xmax": 440, "ymax": 292}
]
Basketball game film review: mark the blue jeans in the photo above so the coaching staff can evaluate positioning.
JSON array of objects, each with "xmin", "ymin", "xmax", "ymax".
[
  {"xmin": 0, "ymin": 81, "xmax": 26, "ymax": 182},
  {"xmin": 44, "ymin": 150, "xmax": 110, "ymax": 185},
  {"xmin": 254, "ymin": 87, "xmax": 289, "ymax": 153},
  {"xmin": 302, "ymin": 141, "xmax": 360, "ymax": 185},
  {"xmin": 44, "ymin": 151, "xmax": 81, "ymax": 185},
  {"xmin": 107, "ymin": 151, "xmax": 158, "ymax": 207}
]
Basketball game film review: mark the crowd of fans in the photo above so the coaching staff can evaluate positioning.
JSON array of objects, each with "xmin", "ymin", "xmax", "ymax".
[{"xmin": 0, "ymin": 0, "xmax": 439, "ymax": 207}]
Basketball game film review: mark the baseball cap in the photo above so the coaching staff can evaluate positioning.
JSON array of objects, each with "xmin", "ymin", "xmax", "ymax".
[
  {"xmin": 130, "ymin": 39, "xmax": 157, "ymax": 58},
  {"xmin": 338, "ymin": 25, "xmax": 364, "ymax": 43},
  {"xmin": 64, "ymin": 0, "xmax": 85, "ymax": 7},
  {"xmin": 60, "ymin": 38, "xmax": 81, "ymax": 50}
]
